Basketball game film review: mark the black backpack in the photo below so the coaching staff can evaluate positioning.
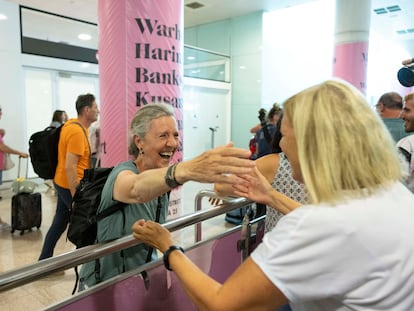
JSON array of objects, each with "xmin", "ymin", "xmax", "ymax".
[
  {"xmin": 29, "ymin": 122, "xmax": 85, "ymax": 180},
  {"xmin": 68, "ymin": 166, "xmax": 164, "ymax": 294},
  {"xmin": 67, "ymin": 167, "xmax": 125, "ymax": 248},
  {"xmin": 68, "ymin": 166, "xmax": 127, "ymax": 294},
  {"xmin": 29, "ymin": 125, "xmax": 63, "ymax": 179}
]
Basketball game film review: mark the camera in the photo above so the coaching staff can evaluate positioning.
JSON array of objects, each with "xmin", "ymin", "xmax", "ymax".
[
  {"xmin": 258, "ymin": 108, "xmax": 267, "ymax": 125},
  {"xmin": 398, "ymin": 58, "xmax": 414, "ymax": 87}
]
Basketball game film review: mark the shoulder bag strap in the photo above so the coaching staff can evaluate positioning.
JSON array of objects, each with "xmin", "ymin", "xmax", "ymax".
[
  {"xmin": 71, "ymin": 121, "xmax": 92, "ymax": 163},
  {"xmin": 141, "ymin": 196, "xmax": 164, "ymax": 285},
  {"xmin": 145, "ymin": 196, "xmax": 163, "ymax": 262}
]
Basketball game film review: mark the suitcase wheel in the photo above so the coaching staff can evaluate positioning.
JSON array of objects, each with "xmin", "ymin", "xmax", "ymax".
[
  {"xmin": 20, "ymin": 230, "xmax": 24, "ymax": 236},
  {"xmin": 10, "ymin": 228, "xmax": 15, "ymax": 233}
]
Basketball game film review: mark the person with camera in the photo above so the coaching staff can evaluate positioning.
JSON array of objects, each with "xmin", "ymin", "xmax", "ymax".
[{"xmin": 252, "ymin": 103, "xmax": 282, "ymax": 160}]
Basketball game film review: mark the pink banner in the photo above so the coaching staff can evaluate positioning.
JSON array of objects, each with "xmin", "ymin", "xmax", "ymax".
[
  {"xmin": 98, "ymin": 0, "xmax": 184, "ymax": 218},
  {"xmin": 332, "ymin": 41, "xmax": 368, "ymax": 94}
]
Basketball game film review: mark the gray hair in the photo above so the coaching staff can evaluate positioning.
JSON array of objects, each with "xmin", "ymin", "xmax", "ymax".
[
  {"xmin": 377, "ymin": 92, "xmax": 403, "ymax": 110},
  {"xmin": 129, "ymin": 103, "xmax": 176, "ymax": 157}
]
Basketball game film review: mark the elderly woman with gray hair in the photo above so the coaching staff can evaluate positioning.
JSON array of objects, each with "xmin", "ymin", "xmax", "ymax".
[{"xmin": 78, "ymin": 102, "xmax": 254, "ymax": 290}]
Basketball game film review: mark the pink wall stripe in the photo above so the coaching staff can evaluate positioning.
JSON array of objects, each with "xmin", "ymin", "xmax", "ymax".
[
  {"xmin": 99, "ymin": 0, "xmax": 183, "ymax": 166},
  {"xmin": 98, "ymin": 0, "xmax": 184, "ymax": 217}
]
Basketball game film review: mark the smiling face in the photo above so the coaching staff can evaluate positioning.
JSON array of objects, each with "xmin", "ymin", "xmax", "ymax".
[
  {"xmin": 279, "ymin": 117, "xmax": 302, "ymax": 182},
  {"xmin": 136, "ymin": 116, "xmax": 179, "ymax": 170},
  {"xmin": 401, "ymin": 97, "xmax": 414, "ymax": 133}
]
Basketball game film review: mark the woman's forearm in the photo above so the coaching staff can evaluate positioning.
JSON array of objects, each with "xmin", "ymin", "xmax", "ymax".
[{"xmin": 266, "ymin": 189, "xmax": 301, "ymax": 215}]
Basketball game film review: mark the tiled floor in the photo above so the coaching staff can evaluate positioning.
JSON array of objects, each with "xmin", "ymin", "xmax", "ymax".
[{"xmin": 0, "ymin": 179, "xmax": 233, "ymax": 310}]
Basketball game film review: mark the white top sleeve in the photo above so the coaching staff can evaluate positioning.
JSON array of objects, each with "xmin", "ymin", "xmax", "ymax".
[{"xmin": 251, "ymin": 182, "xmax": 414, "ymax": 310}]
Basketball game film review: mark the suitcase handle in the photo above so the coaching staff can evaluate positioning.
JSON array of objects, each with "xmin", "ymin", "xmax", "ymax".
[{"xmin": 17, "ymin": 156, "xmax": 29, "ymax": 179}]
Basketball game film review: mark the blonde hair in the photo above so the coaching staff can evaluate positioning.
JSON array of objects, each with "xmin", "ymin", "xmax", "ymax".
[{"xmin": 283, "ymin": 79, "xmax": 402, "ymax": 204}]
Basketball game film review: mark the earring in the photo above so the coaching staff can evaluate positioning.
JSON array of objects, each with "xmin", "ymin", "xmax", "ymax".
[{"xmin": 140, "ymin": 148, "xmax": 144, "ymax": 155}]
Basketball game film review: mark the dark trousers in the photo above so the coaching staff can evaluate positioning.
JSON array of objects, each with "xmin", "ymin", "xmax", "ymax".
[{"xmin": 38, "ymin": 183, "xmax": 71, "ymax": 260}]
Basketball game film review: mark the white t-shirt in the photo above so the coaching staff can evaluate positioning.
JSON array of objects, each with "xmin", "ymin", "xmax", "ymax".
[
  {"xmin": 88, "ymin": 121, "xmax": 100, "ymax": 154},
  {"xmin": 251, "ymin": 182, "xmax": 414, "ymax": 311},
  {"xmin": 397, "ymin": 134, "xmax": 414, "ymax": 192}
]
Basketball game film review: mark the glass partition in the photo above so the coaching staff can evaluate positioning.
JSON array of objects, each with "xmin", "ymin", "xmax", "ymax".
[{"xmin": 184, "ymin": 45, "xmax": 230, "ymax": 82}]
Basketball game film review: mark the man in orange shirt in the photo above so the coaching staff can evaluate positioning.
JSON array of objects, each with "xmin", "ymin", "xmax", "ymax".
[{"xmin": 39, "ymin": 93, "xmax": 99, "ymax": 261}]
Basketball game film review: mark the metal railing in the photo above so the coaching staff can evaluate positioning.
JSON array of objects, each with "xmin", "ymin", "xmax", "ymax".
[
  {"xmin": 193, "ymin": 189, "xmax": 242, "ymax": 242},
  {"xmin": 0, "ymin": 192, "xmax": 251, "ymax": 293}
]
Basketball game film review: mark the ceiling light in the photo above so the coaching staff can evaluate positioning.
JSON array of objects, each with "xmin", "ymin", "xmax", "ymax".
[
  {"xmin": 386, "ymin": 5, "xmax": 401, "ymax": 12},
  {"xmin": 185, "ymin": 2, "xmax": 204, "ymax": 10},
  {"xmin": 373, "ymin": 8, "xmax": 387, "ymax": 15},
  {"xmin": 78, "ymin": 33, "xmax": 92, "ymax": 41},
  {"xmin": 0, "ymin": 14, "xmax": 8, "ymax": 20}
]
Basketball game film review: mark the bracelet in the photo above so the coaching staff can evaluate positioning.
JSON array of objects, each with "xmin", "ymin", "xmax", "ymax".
[
  {"xmin": 163, "ymin": 245, "xmax": 184, "ymax": 271},
  {"xmin": 165, "ymin": 163, "xmax": 182, "ymax": 188},
  {"xmin": 171, "ymin": 163, "xmax": 182, "ymax": 186}
]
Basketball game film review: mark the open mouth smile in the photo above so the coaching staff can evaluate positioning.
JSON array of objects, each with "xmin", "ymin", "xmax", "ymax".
[{"xmin": 160, "ymin": 151, "xmax": 174, "ymax": 160}]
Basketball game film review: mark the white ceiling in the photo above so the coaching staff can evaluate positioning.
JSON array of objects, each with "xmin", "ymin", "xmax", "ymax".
[
  {"xmin": 5, "ymin": 0, "xmax": 318, "ymax": 26},
  {"xmin": 4, "ymin": 0, "xmax": 414, "ymax": 55}
]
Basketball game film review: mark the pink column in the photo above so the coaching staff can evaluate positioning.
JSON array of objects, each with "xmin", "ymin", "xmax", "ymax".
[
  {"xmin": 332, "ymin": 0, "xmax": 371, "ymax": 94},
  {"xmin": 98, "ymin": 0, "xmax": 184, "ymax": 218}
]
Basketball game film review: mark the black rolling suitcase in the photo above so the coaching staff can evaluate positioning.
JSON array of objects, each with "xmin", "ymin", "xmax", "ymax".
[{"xmin": 11, "ymin": 157, "xmax": 42, "ymax": 235}]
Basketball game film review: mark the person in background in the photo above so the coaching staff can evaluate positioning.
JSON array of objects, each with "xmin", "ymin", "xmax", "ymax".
[
  {"xmin": 249, "ymin": 108, "xmax": 266, "ymax": 135},
  {"xmin": 0, "ymin": 106, "xmax": 29, "ymax": 223},
  {"xmin": 38, "ymin": 94, "xmax": 98, "ymax": 262},
  {"xmin": 248, "ymin": 108, "xmax": 266, "ymax": 160},
  {"xmin": 133, "ymin": 79, "xmax": 414, "ymax": 310},
  {"xmin": 50, "ymin": 110, "xmax": 68, "ymax": 128},
  {"xmin": 249, "ymin": 103, "xmax": 283, "ymax": 217},
  {"xmin": 46, "ymin": 110, "xmax": 69, "ymax": 194},
  {"xmin": 215, "ymin": 113, "xmax": 308, "ymax": 233},
  {"xmin": 88, "ymin": 120, "xmax": 100, "ymax": 168},
  {"xmin": 253, "ymin": 103, "xmax": 282, "ymax": 159},
  {"xmin": 397, "ymin": 92, "xmax": 414, "ymax": 192},
  {"xmin": 375, "ymin": 91, "xmax": 408, "ymax": 142},
  {"xmin": 78, "ymin": 103, "xmax": 255, "ymax": 290}
]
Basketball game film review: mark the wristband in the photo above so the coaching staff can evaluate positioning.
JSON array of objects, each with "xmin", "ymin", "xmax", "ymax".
[
  {"xmin": 165, "ymin": 164, "xmax": 182, "ymax": 188},
  {"xmin": 163, "ymin": 245, "xmax": 184, "ymax": 271}
]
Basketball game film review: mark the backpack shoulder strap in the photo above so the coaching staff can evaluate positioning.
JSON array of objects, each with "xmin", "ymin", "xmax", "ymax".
[
  {"xmin": 69, "ymin": 121, "xmax": 91, "ymax": 156},
  {"xmin": 145, "ymin": 196, "xmax": 163, "ymax": 262},
  {"xmin": 96, "ymin": 201, "xmax": 126, "ymax": 220},
  {"xmin": 141, "ymin": 196, "xmax": 164, "ymax": 283}
]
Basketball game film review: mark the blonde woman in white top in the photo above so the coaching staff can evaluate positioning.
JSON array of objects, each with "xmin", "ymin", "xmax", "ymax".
[{"xmin": 133, "ymin": 80, "xmax": 414, "ymax": 310}]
